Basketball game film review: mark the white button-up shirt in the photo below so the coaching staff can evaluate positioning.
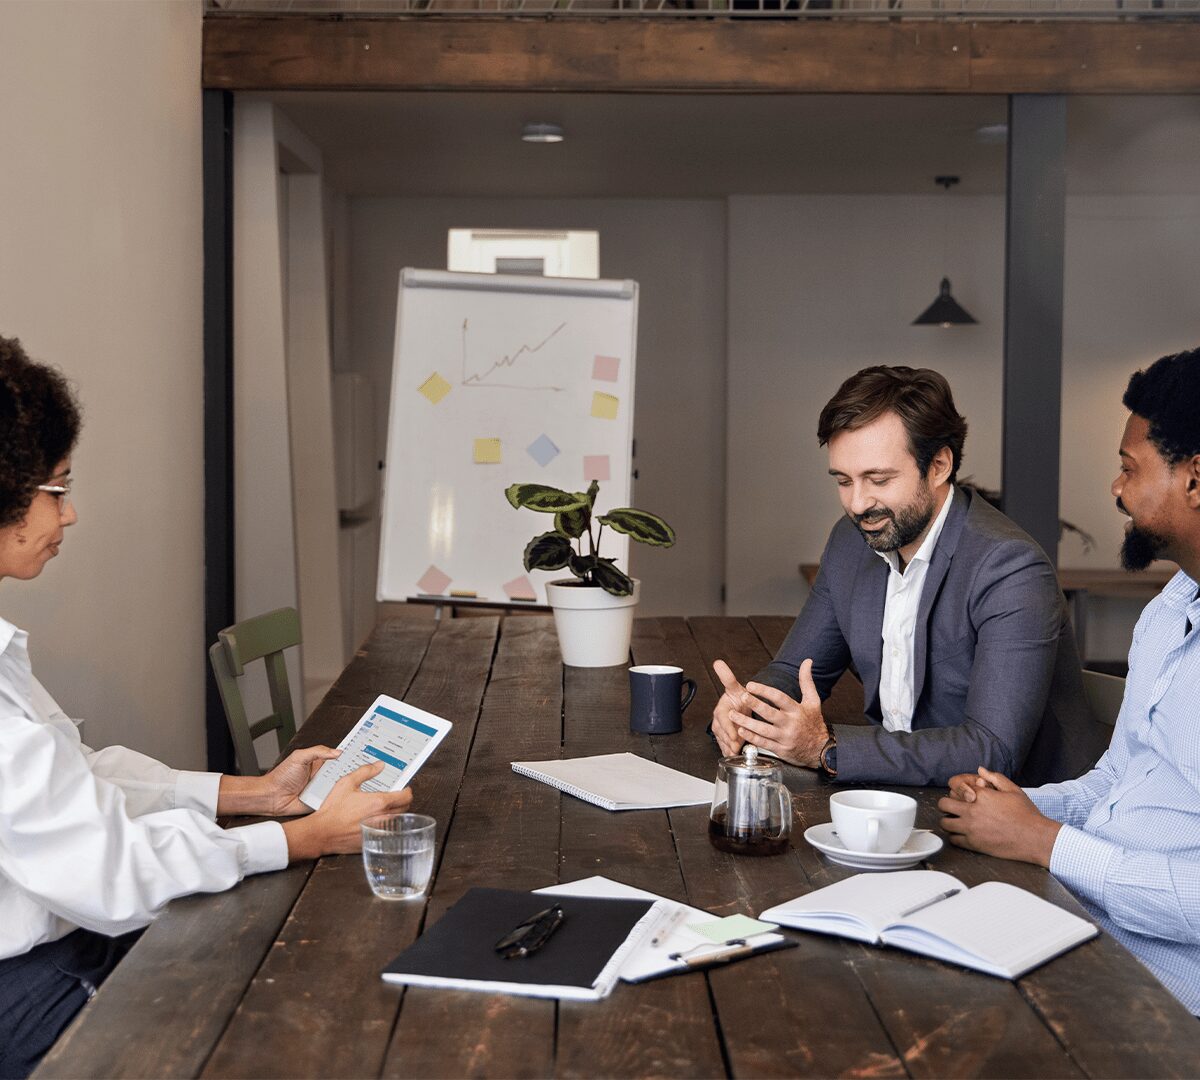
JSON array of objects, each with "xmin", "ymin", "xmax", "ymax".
[
  {"xmin": 1029, "ymin": 570, "xmax": 1200, "ymax": 1014},
  {"xmin": 875, "ymin": 486, "xmax": 954, "ymax": 733},
  {"xmin": 0, "ymin": 617, "xmax": 288, "ymax": 961}
]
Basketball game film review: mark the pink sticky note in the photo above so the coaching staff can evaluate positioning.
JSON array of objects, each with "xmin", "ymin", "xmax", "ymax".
[
  {"xmin": 416, "ymin": 565, "xmax": 452, "ymax": 595},
  {"xmin": 583, "ymin": 454, "xmax": 611, "ymax": 482},
  {"xmin": 503, "ymin": 574, "xmax": 537, "ymax": 602},
  {"xmin": 592, "ymin": 355, "xmax": 620, "ymax": 383}
]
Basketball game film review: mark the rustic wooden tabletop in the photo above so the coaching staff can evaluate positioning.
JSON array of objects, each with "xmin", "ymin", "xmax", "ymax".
[{"xmin": 37, "ymin": 615, "xmax": 1200, "ymax": 1079}]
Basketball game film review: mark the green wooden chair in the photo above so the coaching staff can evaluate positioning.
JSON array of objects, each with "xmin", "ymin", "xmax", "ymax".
[
  {"xmin": 209, "ymin": 607, "xmax": 301, "ymax": 776},
  {"xmin": 1082, "ymin": 668, "xmax": 1126, "ymax": 728}
]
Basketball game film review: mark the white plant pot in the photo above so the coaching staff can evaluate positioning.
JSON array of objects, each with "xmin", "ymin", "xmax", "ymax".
[{"xmin": 545, "ymin": 578, "xmax": 641, "ymax": 668}]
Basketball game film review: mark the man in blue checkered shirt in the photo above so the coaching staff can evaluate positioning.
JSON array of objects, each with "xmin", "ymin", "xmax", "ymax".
[{"xmin": 940, "ymin": 346, "xmax": 1200, "ymax": 1015}]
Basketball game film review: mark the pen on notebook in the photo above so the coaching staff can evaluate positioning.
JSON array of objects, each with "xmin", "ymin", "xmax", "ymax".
[
  {"xmin": 649, "ymin": 905, "xmax": 689, "ymax": 949},
  {"xmin": 897, "ymin": 888, "xmax": 962, "ymax": 918}
]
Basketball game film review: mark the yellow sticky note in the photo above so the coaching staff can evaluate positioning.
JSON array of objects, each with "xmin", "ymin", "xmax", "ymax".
[
  {"xmin": 591, "ymin": 392, "xmax": 619, "ymax": 421},
  {"xmin": 418, "ymin": 372, "xmax": 451, "ymax": 405},
  {"xmin": 473, "ymin": 438, "xmax": 502, "ymax": 464}
]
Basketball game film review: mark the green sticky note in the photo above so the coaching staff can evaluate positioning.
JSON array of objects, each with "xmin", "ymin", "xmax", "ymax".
[{"xmin": 686, "ymin": 914, "xmax": 776, "ymax": 943}]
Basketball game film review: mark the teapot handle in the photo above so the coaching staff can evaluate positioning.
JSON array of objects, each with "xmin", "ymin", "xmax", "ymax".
[{"xmin": 769, "ymin": 781, "xmax": 793, "ymax": 842}]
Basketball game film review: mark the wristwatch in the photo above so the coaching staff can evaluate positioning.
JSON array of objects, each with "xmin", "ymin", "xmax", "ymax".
[{"xmin": 819, "ymin": 734, "xmax": 838, "ymax": 778}]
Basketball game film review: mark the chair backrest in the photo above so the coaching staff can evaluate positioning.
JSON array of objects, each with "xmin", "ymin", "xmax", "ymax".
[
  {"xmin": 1082, "ymin": 668, "xmax": 1126, "ymax": 728},
  {"xmin": 208, "ymin": 607, "xmax": 301, "ymax": 776}
]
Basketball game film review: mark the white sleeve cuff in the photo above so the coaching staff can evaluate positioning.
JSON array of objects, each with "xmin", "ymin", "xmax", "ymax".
[
  {"xmin": 174, "ymin": 771, "xmax": 222, "ymax": 816},
  {"xmin": 1026, "ymin": 786, "xmax": 1066, "ymax": 821},
  {"xmin": 1048, "ymin": 824, "xmax": 1117, "ymax": 909},
  {"xmin": 228, "ymin": 820, "xmax": 290, "ymax": 876}
]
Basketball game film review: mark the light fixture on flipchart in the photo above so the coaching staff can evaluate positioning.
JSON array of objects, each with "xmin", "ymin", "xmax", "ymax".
[{"xmin": 428, "ymin": 485, "xmax": 455, "ymax": 560}]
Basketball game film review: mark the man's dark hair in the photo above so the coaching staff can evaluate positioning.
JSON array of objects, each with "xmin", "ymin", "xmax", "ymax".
[
  {"xmin": 817, "ymin": 365, "xmax": 968, "ymax": 481},
  {"xmin": 0, "ymin": 335, "xmax": 82, "ymax": 529},
  {"xmin": 1122, "ymin": 347, "xmax": 1200, "ymax": 466}
]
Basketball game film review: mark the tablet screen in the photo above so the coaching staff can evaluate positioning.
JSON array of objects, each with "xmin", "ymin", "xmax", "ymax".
[{"xmin": 300, "ymin": 699, "xmax": 448, "ymax": 809}]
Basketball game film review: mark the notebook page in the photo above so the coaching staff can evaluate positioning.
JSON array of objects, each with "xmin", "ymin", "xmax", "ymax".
[
  {"xmin": 882, "ymin": 881, "xmax": 1097, "ymax": 978},
  {"xmin": 511, "ymin": 753, "xmax": 714, "ymax": 810},
  {"xmin": 761, "ymin": 871, "xmax": 963, "ymax": 943}
]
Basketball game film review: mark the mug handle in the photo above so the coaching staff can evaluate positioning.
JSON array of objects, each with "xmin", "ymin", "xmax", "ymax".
[
  {"xmin": 679, "ymin": 677, "xmax": 698, "ymax": 714},
  {"xmin": 866, "ymin": 817, "xmax": 879, "ymax": 854}
]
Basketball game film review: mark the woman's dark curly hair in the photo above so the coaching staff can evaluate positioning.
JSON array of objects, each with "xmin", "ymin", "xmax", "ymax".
[
  {"xmin": 0, "ymin": 335, "xmax": 82, "ymax": 529},
  {"xmin": 1123, "ymin": 346, "xmax": 1200, "ymax": 467}
]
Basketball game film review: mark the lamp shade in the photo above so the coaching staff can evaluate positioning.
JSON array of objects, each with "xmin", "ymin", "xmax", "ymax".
[{"xmin": 912, "ymin": 278, "xmax": 977, "ymax": 327}]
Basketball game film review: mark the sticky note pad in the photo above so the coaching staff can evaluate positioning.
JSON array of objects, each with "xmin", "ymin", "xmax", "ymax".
[
  {"xmin": 591, "ymin": 392, "xmax": 619, "ymax": 421},
  {"xmin": 592, "ymin": 355, "xmax": 620, "ymax": 383},
  {"xmin": 686, "ymin": 915, "xmax": 777, "ymax": 944},
  {"xmin": 416, "ymin": 565, "xmax": 452, "ymax": 596},
  {"xmin": 503, "ymin": 575, "xmax": 537, "ymax": 602},
  {"xmin": 583, "ymin": 454, "xmax": 610, "ymax": 482},
  {"xmin": 473, "ymin": 438, "xmax": 502, "ymax": 464},
  {"xmin": 417, "ymin": 372, "xmax": 451, "ymax": 405},
  {"xmin": 526, "ymin": 433, "xmax": 560, "ymax": 468}
]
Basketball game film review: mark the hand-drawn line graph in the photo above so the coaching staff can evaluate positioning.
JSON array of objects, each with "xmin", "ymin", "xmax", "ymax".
[{"xmin": 460, "ymin": 318, "xmax": 568, "ymax": 391}]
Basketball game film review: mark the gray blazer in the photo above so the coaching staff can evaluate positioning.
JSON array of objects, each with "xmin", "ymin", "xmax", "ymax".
[{"xmin": 755, "ymin": 487, "xmax": 1110, "ymax": 787}]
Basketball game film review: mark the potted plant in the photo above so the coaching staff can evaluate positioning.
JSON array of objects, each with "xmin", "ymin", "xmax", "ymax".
[{"xmin": 505, "ymin": 480, "xmax": 676, "ymax": 667}]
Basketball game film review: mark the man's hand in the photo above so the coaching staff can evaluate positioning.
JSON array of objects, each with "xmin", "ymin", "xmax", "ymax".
[
  {"xmin": 945, "ymin": 770, "xmax": 996, "ymax": 804},
  {"xmin": 216, "ymin": 745, "xmax": 342, "ymax": 817},
  {"xmin": 282, "ymin": 762, "xmax": 414, "ymax": 861},
  {"xmin": 938, "ymin": 767, "xmax": 1061, "ymax": 867},
  {"xmin": 733, "ymin": 659, "xmax": 829, "ymax": 769},
  {"xmin": 711, "ymin": 660, "xmax": 753, "ymax": 757}
]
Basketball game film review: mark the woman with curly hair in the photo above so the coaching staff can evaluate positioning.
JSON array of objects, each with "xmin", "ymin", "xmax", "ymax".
[{"xmin": 0, "ymin": 336, "xmax": 413, "ymax": 1077}]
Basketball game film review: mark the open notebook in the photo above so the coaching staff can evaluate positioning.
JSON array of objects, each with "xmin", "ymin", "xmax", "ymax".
[{"xmin": 760, "ymin": 870, "xmax": 1097, "ymax": 979}]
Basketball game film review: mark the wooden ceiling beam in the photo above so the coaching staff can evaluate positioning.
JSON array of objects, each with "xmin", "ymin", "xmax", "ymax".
[{"xmin": 203, "ymin": 16, "xmax": 1200, "ymax": 95}]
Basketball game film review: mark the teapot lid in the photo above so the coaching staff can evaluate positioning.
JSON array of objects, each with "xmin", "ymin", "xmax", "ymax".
[{"xmin": 722, "ymin": 748, "xmax": 777, "ymax": 773}]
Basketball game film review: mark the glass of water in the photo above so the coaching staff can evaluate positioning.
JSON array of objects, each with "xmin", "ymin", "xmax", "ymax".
[{"xmin": 361, "ymin": 813, "xmax": 436, "ymax": 901}]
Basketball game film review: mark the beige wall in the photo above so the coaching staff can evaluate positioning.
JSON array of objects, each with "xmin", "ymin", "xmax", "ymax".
[{"xmin": 0, "ymin": 2, "xmax": 205, "ymax": 765}]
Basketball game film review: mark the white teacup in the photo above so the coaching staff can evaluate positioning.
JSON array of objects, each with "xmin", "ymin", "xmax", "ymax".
[{"xmin": 829, "ymin": 790, "xmax": 917, "ymax": 854}]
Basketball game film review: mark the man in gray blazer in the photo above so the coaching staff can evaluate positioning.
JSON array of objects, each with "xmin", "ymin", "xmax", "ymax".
[{"xmin": 711, "ymin": 366, "xmax": 1108, "ymax": 787}]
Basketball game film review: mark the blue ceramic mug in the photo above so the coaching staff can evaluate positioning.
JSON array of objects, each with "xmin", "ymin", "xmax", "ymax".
[{"xmin": 629, "ymin": 665, "xmax": 698, "ymax": 735}]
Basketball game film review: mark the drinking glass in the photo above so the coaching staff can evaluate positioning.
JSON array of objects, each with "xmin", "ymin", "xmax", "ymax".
[{"xmin": 361, "ymin": 813, "xmax": 436, "ymax": 900}]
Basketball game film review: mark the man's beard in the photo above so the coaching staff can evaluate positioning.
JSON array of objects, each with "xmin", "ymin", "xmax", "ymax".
[
  {"xmin": 1120, "ymin": 523, "xmax": 1170, "ymax": 571},
  {"xmin": 852, "ymin": 484, "xmax": 936, "ymax": 553}
]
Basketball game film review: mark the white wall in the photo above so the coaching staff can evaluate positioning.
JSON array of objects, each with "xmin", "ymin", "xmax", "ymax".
[
  {"xmin": 347, "ymin": 197, "xmax": 728, "ymax": 618},
  {"xmin": 0, "ymin": 2, "xmax": 205, "ymax": 764}
]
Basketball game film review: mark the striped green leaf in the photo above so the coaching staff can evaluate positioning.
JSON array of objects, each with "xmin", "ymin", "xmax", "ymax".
[
  {"xmin": 597, "ymin": 508, "xmax": 676, "ymax": 548},
  {"xmin": 505, "ymin": 484, "xmax": 589, "ymax": 514},
  {"xmin": 523, "ymin": 531, "xmax": 572, "ymax": 572}
]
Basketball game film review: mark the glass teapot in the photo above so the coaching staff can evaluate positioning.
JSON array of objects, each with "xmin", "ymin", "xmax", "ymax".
[{"xmin": 708, "ymin": 746, "xmax": 793, "ymax": 856}]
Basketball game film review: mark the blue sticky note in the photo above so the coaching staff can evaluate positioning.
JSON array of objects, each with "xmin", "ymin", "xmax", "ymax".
[{"xmin": 527, "ymin": 434, "xmax": 560, "ymax": 468}]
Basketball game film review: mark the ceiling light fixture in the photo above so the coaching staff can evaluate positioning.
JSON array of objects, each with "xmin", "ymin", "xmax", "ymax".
[
  {"xmin": 975, "ymin": 123, "xmax": 1009, "ymax": 145},
  {"xmin": 522, "ymin": 122, "xmax": 564, "ymax": 144},
  {"xmin": 912, "ymin": 176, "xmax": 978, "ymax": 328}
]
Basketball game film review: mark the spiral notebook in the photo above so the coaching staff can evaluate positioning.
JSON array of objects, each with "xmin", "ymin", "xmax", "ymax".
[{"xmin": 511, "ymin": 752, "xmax": 715, "ymax": 811}]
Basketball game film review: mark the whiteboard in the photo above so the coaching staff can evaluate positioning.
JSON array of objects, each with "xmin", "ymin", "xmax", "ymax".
[{"xmin": 378, "ymin": 269, "xmax": 639, "ymax": 605}]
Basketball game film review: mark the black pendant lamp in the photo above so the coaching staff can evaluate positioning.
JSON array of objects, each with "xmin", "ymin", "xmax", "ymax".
[{"xmin": 912, "ymin": 176, "xmax": 977, "ymax": 328}]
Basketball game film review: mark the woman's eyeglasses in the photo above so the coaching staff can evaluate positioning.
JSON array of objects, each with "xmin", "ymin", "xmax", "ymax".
[{"xmin": 36, "ymin": 480, "xmax": 73, "ymax": 514}]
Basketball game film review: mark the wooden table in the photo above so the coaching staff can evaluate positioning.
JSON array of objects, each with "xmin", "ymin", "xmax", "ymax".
[{"xmin": 38, "ymin": 616, "xmax": 1200, "ymax": 1079}]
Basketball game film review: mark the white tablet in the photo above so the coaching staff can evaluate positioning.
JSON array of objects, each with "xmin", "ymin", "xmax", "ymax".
[{"xmin": 299, "ymin": 695, "xmax": 453, "ymax": 810}]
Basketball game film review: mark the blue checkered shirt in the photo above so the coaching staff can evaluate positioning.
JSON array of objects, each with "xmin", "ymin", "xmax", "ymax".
[{"xmin": 1028, "ymin": 569, "xmax": 1200, "ymax": 1014}]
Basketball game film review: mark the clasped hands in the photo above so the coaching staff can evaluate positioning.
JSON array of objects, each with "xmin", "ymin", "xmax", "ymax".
[
  {"xmin": 711, "ymin": 658, "xmax": 829, "ymax": 768},
  {"xmin": 939, "ymin": 767, "xmax": 1062, "ymax": 868}
]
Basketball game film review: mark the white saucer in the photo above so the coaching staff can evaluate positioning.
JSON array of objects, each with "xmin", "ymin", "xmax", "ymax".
[{"xmin": 804, "ymin": 822, "xmax": 943, "ymax": 871}]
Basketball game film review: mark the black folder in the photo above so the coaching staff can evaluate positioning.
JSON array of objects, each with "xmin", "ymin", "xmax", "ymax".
[{"xmin": 382, "ymin": 887, "xmax": 657, "ymax": 1000}]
